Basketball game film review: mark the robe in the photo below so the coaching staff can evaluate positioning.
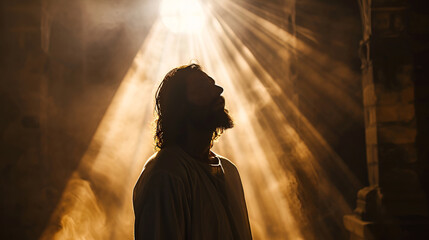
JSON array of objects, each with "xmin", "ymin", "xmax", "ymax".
[{"xmin": 133, "ymin": 145, "xmax": 252, "ymax": 240}]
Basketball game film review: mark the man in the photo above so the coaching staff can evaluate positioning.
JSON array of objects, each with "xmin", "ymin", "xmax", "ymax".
[{"xmin": 133, "ymin": 64, "xmax": 252, "ymax": 240}]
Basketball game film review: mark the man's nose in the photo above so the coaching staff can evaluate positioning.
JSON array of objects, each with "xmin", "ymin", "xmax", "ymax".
[{"xmin": 215, "ymin": 85, "xmax": 224, "ymax": 95}]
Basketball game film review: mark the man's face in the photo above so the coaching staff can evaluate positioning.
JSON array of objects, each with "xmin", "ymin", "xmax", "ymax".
[{"xmin": 185, "ymin": 70, "xmax": 233, "ymax": 131}]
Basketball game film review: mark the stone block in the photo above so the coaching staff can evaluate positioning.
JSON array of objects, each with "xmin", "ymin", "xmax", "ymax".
[
  {"xmin": 373, "ymin": 12, "xmax": 391, "ymax": 31},
  {"xmin": 355, "ymin": 185, "xmax": 381, "ymax": 221},
  {"xmin": 377, "ymin": 105, "xmax": 399, "ymax": 122},
  {"xmin": 366, "ymin": 126, "xmax": 378, "ymax": 145},
  {"xmin": 343, "ymin": 214, "xmax": 380, "ymax": 240},
  {"xmin": 401, "ymin": 143, "xmax": 417, "ymax": 163},
  {"xmin": 366, "ymin": 145, "xmax": 379, "ymax": 185},
  {"xmin": 368, "ymin": 166, "xmax": 379, "ymax": 186},
  {"xmin": 378, "ymin": 144, "xmax": 400, "ymax": 168},
  {"xmin": 398, "ymin": 104, "xmax": 415, "ymax": 122},
  {"xmin": 400, "ymin": 86, "xmax": 414, "ymax": 103},
  {"xmin": 378, "ymin": 125, "xmax": 416, "ymax": 144},
  {"xmin": 392, "ymin": 13, "xmax": 405, "ymax": 32},
  {"xmin": 3, "ymin": 4, "xmax": 41, "ymax": 31},
  {"xmin": 396, "ymin": 64, "xmax": 414, "ymax": 86},
  {"xmin": 378, "ymin": 143, "xmax": 417, "ymax": 165},
  {"xmin": 366, "ymin": 145, "xmax": 379, "ymax": 165},
  {"xmin": 376, "ymin": 91, "xmax": 400, "ymax": 105},
  {"xmin": 362, "ymin": 64, "xmax": 374, "ymax": 87},
  {"xmin": 363, "ymin": 83, "xmax": 377, "ymax": 106},
  {"xmin": 365, "ymin": 106, "xmax": 377, "ymax": 126},
  {"xmin": 377, "ymin": 104, "xmax": 414, "ymax": 122}
]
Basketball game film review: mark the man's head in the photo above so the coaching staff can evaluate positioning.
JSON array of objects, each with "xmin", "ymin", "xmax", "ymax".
[{"xmin": 154, "ymin": 64, "xmax": 233, "ymax": 150}]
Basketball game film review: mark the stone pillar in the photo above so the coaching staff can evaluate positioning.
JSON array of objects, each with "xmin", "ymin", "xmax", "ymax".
[{"xmin": 344, "ymin": 0, "xmax": 429, "ymax": 239}]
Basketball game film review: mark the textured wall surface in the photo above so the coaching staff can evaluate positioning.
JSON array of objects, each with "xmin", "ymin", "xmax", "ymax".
[{"xmin": 1, "ymin": 0, "xmax": 157, "ymax": 238}]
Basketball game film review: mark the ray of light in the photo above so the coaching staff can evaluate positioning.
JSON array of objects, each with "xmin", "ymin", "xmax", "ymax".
[
  {"xmin": 41, "ymin": 0, "xmax": 362, "ymax": 239},
  {"xmin": 160, "ymin": 0, "xmax": 206, "ymax": 33}
]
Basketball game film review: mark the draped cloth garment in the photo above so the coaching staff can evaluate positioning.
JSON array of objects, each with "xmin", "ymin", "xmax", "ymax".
[{"xmin": 133, "ymin": 145, "xmax": 252, "ymax": 240}]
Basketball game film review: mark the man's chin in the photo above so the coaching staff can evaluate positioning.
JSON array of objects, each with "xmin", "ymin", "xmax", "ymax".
[
  {"xmin": 188, "ymin": 106, "xmax": 234, "ymax": 131},
  {"xmin": 213, "ymin": 109, "xmax": 234, "ymax": 130}
]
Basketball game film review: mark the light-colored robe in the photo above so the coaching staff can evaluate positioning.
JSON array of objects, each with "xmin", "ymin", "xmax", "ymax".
[{"xmin": 133, "ymin": 145, "xmax": 252, "ymax": 240}]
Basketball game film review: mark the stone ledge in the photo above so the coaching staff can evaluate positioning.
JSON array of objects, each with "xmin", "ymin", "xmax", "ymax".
[
  {"xmin": 344, "ymin": 214, "xmax": 378, "ymax": 240},
  {"xmin": 344, "ymin": 214, "xmax": 429, "ymax": 240}
]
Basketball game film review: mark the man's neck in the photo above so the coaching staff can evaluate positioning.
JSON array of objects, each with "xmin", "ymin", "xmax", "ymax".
[{"xmin": 180, "ymin": 124, "xmax": 213, "ymax": 163}]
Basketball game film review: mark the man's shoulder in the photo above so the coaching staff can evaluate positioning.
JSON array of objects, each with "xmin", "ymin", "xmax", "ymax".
[
  {"xmin": 142, "ymin": 146, "xmax": 187, "ymax": 177},
  {"xmin": 215, "ymin": 154, "xmax": 241, "ymax": 174},
  {"xmin": 133, "ymin": 147, "xmax": 190, "ymax": 205},
  {"xmin": 215, "ymin": 154, "xmax": 245, "ymax": 188},
  {"xmin": 134, "ymin": 147, "xmax": 188, "ymax": 196},
  {"xmin": 217, "ymin": 155, "xmax": 235, "ymax": 167}
]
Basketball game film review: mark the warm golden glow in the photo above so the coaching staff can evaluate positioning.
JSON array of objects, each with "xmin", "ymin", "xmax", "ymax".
[
  {"xmin": 160, "ymin": 0, "xmax": 206, "ymax": 33},
  {"xmin": 41, "ymin": 0, "xmax": 361, "ymax": 239}
]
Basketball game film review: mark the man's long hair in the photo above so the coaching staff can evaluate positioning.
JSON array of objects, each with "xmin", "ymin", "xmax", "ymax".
[{"xmin": 154, "ymin": 64, "xmax": 226, "ymax": 150}]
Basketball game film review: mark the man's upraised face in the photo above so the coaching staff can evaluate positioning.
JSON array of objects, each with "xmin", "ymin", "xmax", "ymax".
[{"xmin": 185, "ymin": 70, "xmax": 233, "ymax": 131}]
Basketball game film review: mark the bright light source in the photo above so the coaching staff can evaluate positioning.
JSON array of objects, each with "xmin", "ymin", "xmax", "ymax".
[{"xmin": 160, "ymin": 0, "xmax": 206, "ymax": 33}]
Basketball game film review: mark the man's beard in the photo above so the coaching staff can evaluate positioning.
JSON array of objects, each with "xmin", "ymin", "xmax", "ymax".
[{"xmin": 187, "ymin": 98, "xmax": 234, "ymax": 132}]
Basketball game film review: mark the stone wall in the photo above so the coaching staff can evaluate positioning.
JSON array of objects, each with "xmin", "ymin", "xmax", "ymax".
[
  {"xmin": 344, "ymin": 0, "xmax": 429, "ymax": 239},
  {"xmin": 0, "ymin": 0, "xmax": 156, "ymax": 238}
]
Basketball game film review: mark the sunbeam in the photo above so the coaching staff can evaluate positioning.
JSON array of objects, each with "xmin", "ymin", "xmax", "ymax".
[{"xmin": 160, "ymin": 0, "xmax": 206, "ymax": 33}]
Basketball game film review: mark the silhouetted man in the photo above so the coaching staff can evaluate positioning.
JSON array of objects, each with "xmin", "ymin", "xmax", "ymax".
[{"xmin": 133, "ymin": 64, "xmax": 252, "ymax": 240}]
